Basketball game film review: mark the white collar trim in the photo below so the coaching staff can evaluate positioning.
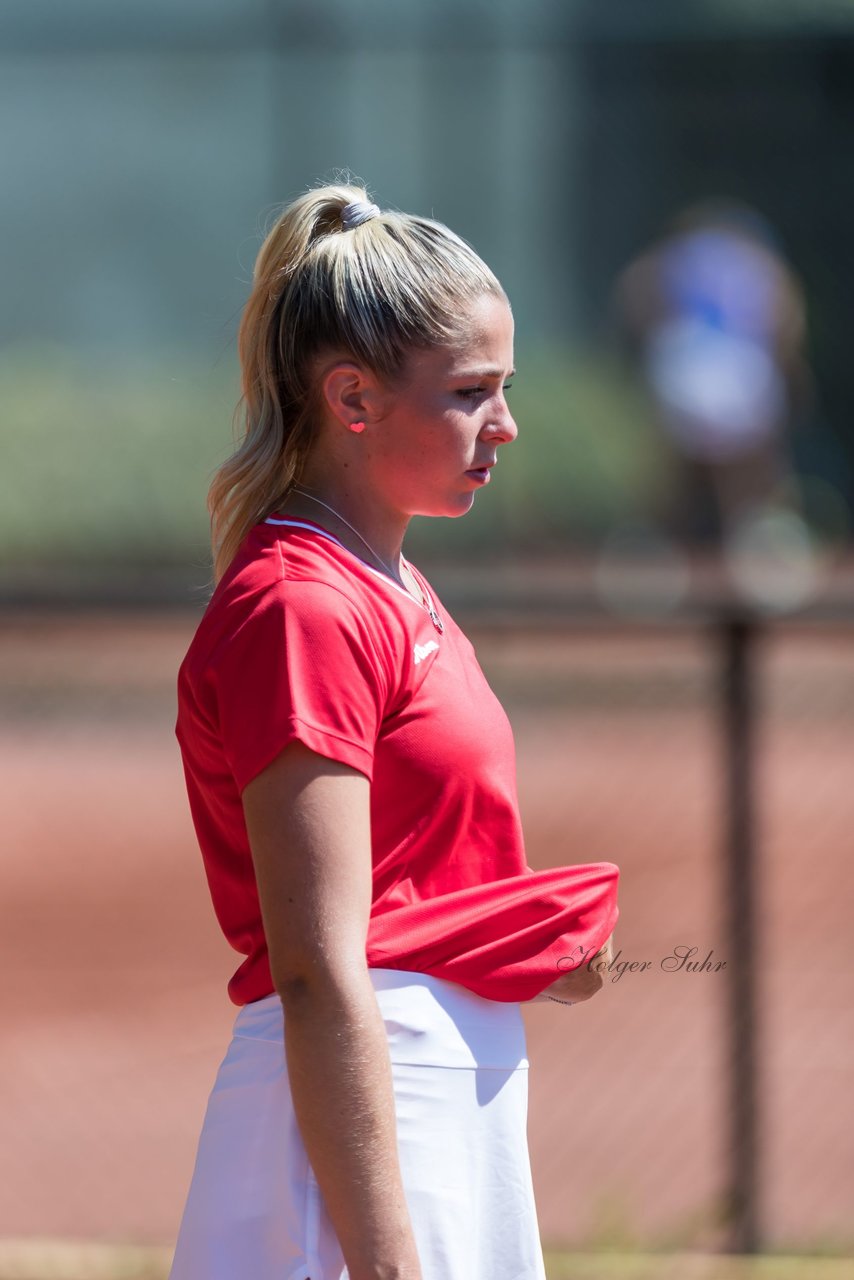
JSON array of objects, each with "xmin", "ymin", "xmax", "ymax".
[{"xmin": 263, "ymin": 516, "xmax": 437, "ymax": 615}]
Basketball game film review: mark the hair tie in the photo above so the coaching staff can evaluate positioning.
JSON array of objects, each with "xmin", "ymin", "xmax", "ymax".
[{"xmin": 341, "ymin": 200, "xmax": 380, "ymax": 230}]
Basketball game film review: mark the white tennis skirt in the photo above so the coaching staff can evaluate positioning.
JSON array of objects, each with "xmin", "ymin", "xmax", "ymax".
[{"xmin": 168, "ymin": 968, "xmax": 547, "ymax": 1280}]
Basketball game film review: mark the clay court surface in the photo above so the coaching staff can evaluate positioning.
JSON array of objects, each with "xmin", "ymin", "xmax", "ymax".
[{"xmin": 3, "ymin": 613, "xmax": 853, "ymax": 1255}]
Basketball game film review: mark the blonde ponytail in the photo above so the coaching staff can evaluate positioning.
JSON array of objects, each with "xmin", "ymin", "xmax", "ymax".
[{"xmin": 208, "ymin": 181, "xmax": 503, "ymax": 583}]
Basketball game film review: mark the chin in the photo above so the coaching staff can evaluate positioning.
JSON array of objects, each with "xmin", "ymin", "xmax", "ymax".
[
  {"xmin": 441, "ymin": 497, "xmax": 477, "ymax": 519},
  {"xmin": 414, "ymin": 493, "xmax": 477, "ymax": 519},
  {"xmin": 449, "ymin": 489, "xmax": 478, "ymax": 517}
]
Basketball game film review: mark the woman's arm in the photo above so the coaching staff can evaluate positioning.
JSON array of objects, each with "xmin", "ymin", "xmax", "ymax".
[{"xmin": 242, "ymin": 740, "xmax": 422, "ymax": 1280}]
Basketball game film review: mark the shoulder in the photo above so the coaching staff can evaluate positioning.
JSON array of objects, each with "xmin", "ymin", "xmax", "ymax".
[{"xmin": 180, "ymin": 521, "xmax": 410, "ymax": 693}]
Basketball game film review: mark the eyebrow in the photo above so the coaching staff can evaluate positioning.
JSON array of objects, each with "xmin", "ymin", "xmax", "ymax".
[{"xmin": 453, "ymin": 367, "xmax": 516, "ymax": 380}]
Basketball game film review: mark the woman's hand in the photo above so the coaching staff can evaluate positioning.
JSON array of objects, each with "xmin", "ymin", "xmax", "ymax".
[{"xmin": 527, "ymin": 932, "xmax": 615, "ymax": 1005}]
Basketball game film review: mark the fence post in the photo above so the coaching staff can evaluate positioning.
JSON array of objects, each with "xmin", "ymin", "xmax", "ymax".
[{"xmin": 720, "ymin": 610, "xmax": 761, "ymax": 1252}]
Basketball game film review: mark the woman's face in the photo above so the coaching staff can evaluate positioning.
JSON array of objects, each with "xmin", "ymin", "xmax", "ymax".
[{"xmin": 366, "ymin": 291, "xmax": 517, "ymax": 519}]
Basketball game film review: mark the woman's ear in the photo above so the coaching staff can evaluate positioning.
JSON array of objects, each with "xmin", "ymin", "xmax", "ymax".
[{"xmin": 320, "ymin": 360, "xmax": 386, "ymax": 432}]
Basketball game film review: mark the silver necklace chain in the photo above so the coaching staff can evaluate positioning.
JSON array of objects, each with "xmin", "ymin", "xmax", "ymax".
[{"xmin": 289, "ymin": 486, "xmax": 444, "ymax": 633}]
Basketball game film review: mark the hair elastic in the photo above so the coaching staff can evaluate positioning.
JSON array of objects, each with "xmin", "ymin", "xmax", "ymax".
[{"xmin": 341, "ymin": 201, "xmax": 380, "ymax": 230}]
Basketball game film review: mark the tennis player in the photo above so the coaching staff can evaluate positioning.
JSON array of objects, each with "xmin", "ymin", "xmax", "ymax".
[{"xmin": 170, "ymin": 182, "xmax": 619, "ymax": 1280}]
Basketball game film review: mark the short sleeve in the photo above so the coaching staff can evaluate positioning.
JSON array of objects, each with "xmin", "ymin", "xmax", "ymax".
[{"xmin": 210, "ymin": 579, "xmax": 391, "ymax": 793}]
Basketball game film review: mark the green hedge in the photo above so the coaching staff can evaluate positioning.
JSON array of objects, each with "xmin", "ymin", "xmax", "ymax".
[{"xmin": 0, "ymin": 342, "xmax": 670, "ymax": 569}]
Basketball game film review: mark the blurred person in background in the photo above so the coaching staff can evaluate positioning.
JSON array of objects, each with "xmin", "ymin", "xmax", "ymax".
[
  {"xmin": 614, "ymin": 199, "xmax": 812, "ymax": 551},
  {"xmin": 170, "ymin": 181, "xmax": 619, "ymax": 1280}
]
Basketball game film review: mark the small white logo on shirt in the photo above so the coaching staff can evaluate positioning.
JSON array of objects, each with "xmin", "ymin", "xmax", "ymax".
[{"xmin": 413, "ymin": 639, "xmax": 440, "ymax": 665}]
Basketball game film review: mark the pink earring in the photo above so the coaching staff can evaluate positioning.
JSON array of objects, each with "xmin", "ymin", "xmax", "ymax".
[{"xmin": 349, "ymin": 421, "xmax": 366, "ymax": 433}]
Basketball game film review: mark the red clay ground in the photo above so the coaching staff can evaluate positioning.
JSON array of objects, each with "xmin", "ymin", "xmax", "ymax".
[{"xmin": 2, "ymin": 615, "xmax": 852, "ymax": 1253}]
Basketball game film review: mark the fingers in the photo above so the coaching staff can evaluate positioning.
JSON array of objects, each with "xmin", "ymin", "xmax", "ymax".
[
  {"xmin": 549, "ymin": 964, "xmax": 603, "ymax": 1004},
  {"xmin": 545, "ymin": 934, "xmax": 615, "ymax": 1004}
]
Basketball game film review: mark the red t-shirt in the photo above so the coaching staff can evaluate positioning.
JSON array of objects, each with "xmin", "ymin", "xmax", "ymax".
[{"xmin": 176, "ymin": 516, "xmax": 619, "ymax": 1005}]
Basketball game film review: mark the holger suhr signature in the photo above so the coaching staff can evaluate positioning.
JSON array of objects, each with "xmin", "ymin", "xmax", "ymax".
[{"xmin": 556, "ymin": 945, "xmax": 727, "ymax": 982}]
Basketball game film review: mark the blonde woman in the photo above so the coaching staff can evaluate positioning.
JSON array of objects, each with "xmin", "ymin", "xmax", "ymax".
[{"xmin": 171, "ymin": 182, "xmax": 619, "ymax": 1280}]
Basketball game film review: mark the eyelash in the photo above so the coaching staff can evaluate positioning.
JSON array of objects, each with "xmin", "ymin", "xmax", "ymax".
[{"xmin": 457, "ymin": 384, "xmax": 513, "ymax": 400}]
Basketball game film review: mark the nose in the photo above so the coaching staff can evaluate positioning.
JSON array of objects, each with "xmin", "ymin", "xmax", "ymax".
[{"xmin": 482, "ymin": 397, "xmax": 518, "ymax": 446}]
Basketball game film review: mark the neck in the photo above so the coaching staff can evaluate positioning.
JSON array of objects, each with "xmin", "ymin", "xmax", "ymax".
[{"xmin": 284, "ymin": 476, "xmax": 409, "ymax": 577}]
